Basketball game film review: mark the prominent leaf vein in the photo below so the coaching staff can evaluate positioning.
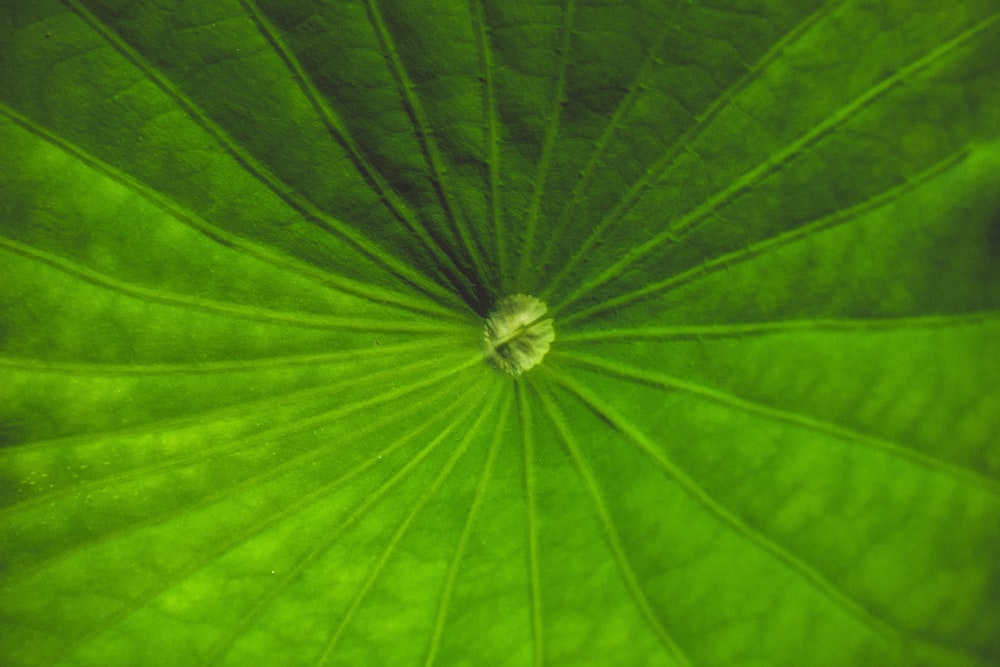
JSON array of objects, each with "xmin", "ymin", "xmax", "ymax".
[
  {"xmin": 0, "ymin": 102, "xmax": 458, "ymax": 320},
  {"xmin": 3, "ymin": 388, "xmax": 461, "ymax": 594},
  {"xmin": 204, "ymin": 392, "xmax": 486, "ymax": 666},
  {"xmin": 315, "ymin": 387, "xmax": 502, "ymax": 666},
  {"xmin": 2, "ymin": 351, "xmax": 478, "ymax": 454},
  {"xmin": 558, "ymin": 144, "xmax": 973, "ymax": 325},
  {"xmin": 0, "ymin": 357, "xmax": 476, "ymax": 523},
  {"xmin": 539, "ymin": 0, "xmax": 846, "ymax": 302},
  {"xmin": 469, "ymin": 0, "xmax": 506, "ymax": 289},
  {"xmin": 558, "ymin": 311, "xmax": 1000, "ymax": 343},
  {"xmin": 543, "ymin": 364, "xmax": 913, "ymax": 647},
  {"xmin": 553, "ymin": 352, "xmax": 1000, "ymax": 495},
  {"xmin": 515, "ymin": 0, "xmax": 576, "ymax": 291},
  {"xmin": 35, "ymin": 379, "xmax": 477, "ymax": 666},
  {"xmin": 423, "ymin": 390, "xmax": 512, "ymax": 667},
  {"xmin": 0, "ymin": 339, "xmax": 457, "ymax": 376},
  {"xmin": 236, "ymin": 0, "xmax": 481, "ymax": 306},
  {"xmin": 61, "ymin": 0, "xmax": 464, "ymax": 310},
  {"xmin": 0, "ymin": 237, "xmax": 462, "ymax": 333},
  {"xmin": 534, "ymin": 382, "xmax": 693, "ymax": 667},
  {"xmin": 549, "ymin": 7, "xmax": 999, "ymax": 312},
  {"xmin": 517, "ymin": 382, "xmax": 545, "ymax": 667},
  {"xmin": 361, "ymin": 0, "xmax": 491, "ymax": 290}
]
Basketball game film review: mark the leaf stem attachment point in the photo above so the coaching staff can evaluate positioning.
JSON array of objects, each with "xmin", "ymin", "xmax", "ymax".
[{"xmin": 484, "ymin": 294, "xmax": 555, "ymax": 375}]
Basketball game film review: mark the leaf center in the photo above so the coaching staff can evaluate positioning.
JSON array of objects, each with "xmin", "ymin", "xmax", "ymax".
[{"xmin": 483, "ymin": 294, "xmax": 555, "ymax": 375}]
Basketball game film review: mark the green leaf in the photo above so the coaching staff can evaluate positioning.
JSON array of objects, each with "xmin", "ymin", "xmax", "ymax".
[{"xmin": 2, "ymin": 0, "xmax": 998, "ymax": 665}]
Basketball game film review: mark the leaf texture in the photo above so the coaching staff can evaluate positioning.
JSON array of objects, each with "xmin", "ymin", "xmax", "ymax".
[{"xmin": 1, "ymin": 1, "xmax": 998, "ymax": 665}]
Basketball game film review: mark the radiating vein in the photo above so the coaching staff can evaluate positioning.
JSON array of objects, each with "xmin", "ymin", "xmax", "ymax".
[
  {"xmin": 61, "ymin": 0, "xmax": 465, "ymax": 311},
  {"xmin": 547, "ymin": 21, "xmax": 667, "ymax": 226},
  {"xmin": 552, "ymin": 352, "xmax": 1000, "ymax": 495},
  {"xmin": 542, "ymin": 364, "xmax": 916, "ymax": 648},
  {"xmin": 0, "ymin": 338, "xmax": 457, "ymax": 376},
  {"xmin": 534, "ymin": 7, "xmax": 681, "ymax": 278},
  {"xmin": 316, "ymin": 387, "xmax": 502, "ymax": 666},
  {"xmin": 2, "ymin": 383, "xmax": 467, "ymax": 597},
  {"xmin": 0, "ymin": 355, "xmax": 476, "ymax": 523},
  {"xmin": 112, "ymin": 392, "xmax": 464, "ymax": 667},
  {"xmin": 469, "ymin": 0, "xmax": 506, "ymax": 289},
  {"xmin": 517, "ymin": 382, "xmax": 545, "ymax": 666},
  {"xmin": 29, "ymin": 376, "xmax": 475, "ymax": 667},
  {"xmin": 537, "ymin": 0, "xmax": 846, "ymax": 303},
  {"xmin": 2, "ymin": 350, "xmax": 477, "ymax": 455},
  {"xmin": 533, "ymin": 383, "xmax": 693, "ymax": 667},
  {"xmin": 2, "ymin": 357, "xmax": 477, "ymax": 553},
  {"xmin": 361, "ymin": 0, "xmax": 490, "ymax": 291},
  {"xmin": 205, "ymin": 390, "xmax": 487, "ymax": 667},
  {"xmin": 0, "ymin": 103, "xmax": 459, "ymax": 320},
  {"xmin": 557, "ymin": 141, "xmax": 973, "ymax": 325},
  {"xmin": 0, "ymin": 237, "xmax": 463, "ymax": 333},
  {"xmin": 515, "ymin": 0, "xmax": 576, "ymax": 290},
  {"xmin": 237, "ymin": 0, "xmax": 480, "ymax": 305},
  {"xmin": 558, "ymin": 311, "xmax": 1000, "ymax": 343},
  {"xmin": 547, "ymin": 6, "xmax": 999, "ymax": 312},
  {"xmin": 424, "ymin": 390, "xmax": 512, "ymax": 667}
]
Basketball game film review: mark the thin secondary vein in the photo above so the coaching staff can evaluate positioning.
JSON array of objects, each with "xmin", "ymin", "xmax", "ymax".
[{"xmin": 535, "ymin": 7, "xmax": 677, "ymax": 277}]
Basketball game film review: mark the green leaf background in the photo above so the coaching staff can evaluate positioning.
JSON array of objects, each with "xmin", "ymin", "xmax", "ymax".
[{"xmin": 2, "ymin": 0, "xmax": 999, "ymax": 665}]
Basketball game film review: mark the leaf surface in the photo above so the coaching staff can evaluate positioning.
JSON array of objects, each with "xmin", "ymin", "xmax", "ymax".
[{"xmin": 1, "ymin": 1, "xmax": 999, "ymax": 665}]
